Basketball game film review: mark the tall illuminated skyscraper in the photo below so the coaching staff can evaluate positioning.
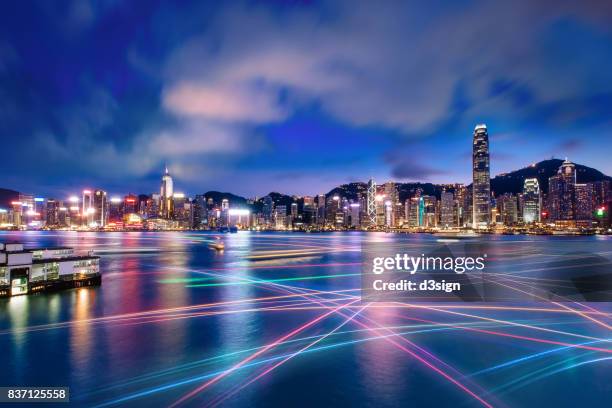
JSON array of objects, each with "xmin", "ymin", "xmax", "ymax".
[
  {"xmin": 548, "ymin": 159, "xmax": 576, "ymax": 223},
  {"xmin": 160, "ymin": 167, "xmax": 174, "ymax": 219},
  {"xmin": 440, "ymin": 191, "xmax": 454, "ymax": 228},
  {"xmin": 522, "ymin": 178, "xmax": 541, "ymax": 223},
  {"xmin": 472, "ymin": 124, "xmax": 491, "ymax": 228},
  {"xmin": 93, "ymin": 189, "xmax": 107, "ymax": 227},
  {"xmin": 366, "ymin": 179, "xmax": 377, "ymax": 227}
]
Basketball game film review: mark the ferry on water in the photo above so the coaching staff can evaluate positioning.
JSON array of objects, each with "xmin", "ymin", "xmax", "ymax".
[{"xmin": 0, "ymin": 242, "xmax": 100, "ymax": 297}]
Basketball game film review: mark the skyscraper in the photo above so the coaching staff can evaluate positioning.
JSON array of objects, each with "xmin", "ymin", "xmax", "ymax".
[
  {"xmin": 262, "ymin": 195, "xmax": 274, "ymax": 226},
  {"xmin": 548, "ymin": 159, "xmax": 576, "ymax": 224},
  {"xmin": 574, "ymin": 183, "xmax": 593, "ymax": 226},
  {"xmin": 93, "ymin": 190, "xmax": 107, "ymax": 227},
  {"xmin": 192, "ymin": 195, "xmax": 206, "ymax": 229},
  {"xmin": 45, "ymin": 199, "xmax": 60, "ymax": 226},
  {"xmin": 366, "ymin": 179, "xmax": 377, "ymax": 227},
  {"xmin": 383, "ymin": 182, "xmax": 399, "ymax": 227},
  {"xmin": 160, "ymin": 167, "xmax": 174, "ymax": 219},
  {"xmin": 440, "ymin": 191, "xmax": 454, "ymax": 228},
  {"xmin": 522, "ymin": 178, "xmax": 541, "ymax": 224},
  {"xmin": 472, "ymin": 124, "xmax": 491, "ymax": 228},
  {"xmin": 497, "ymin": 193, "xmax": 518, "ymax": 226}
]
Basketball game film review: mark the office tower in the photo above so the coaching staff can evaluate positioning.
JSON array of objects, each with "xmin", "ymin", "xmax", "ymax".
[
  {"xmin": 349, "ymin": 203, "xmax": 360, "ymax": 228},
  {"xmin": 19, "ymin": 194, "xmax": 37, "ymax": 227},
  {"xmin": 171, "ymin": 194, "xmax": 190, "ymax": 227},
  {"xmin": 316, "ymin": 194, "xmax": 325, "ymax": 222},
  {"xmin": 57, "ymin": 203, "xmax": 68, "ymax": 226},
  {"xmin": 123, "ymin": 194, "xmax": 138, "ymax": 215},
  {"xmin": 367, "ymin": 179, "xmax": 377, "ymax": 227},
  {"xmin": 160, "ymin": 167, "xmax": 174, "ymax": 219},
  {"xmin": 93, "ymin": 190, "xmax": 107, "ymax": 227},
  {"xmin": 548, "ymin": 159, "xmax": 576, "ymax": 224},
  {"xmin": 67, "ymin": 195, "xmax": 80, "ymax": 227},
  {"xmin": 517, "ymin": 193, "xmax": 525, "ymax": 224},
  {"xmin": 145, "ymin": 194, "xmax": 159, "ymax": 219},
  {"xmin": 192, "ymin": 195, "xmax": 206, "ymax": 229},
  {"xmin": 407, "ymin": 196, "xmax": 424, "ymax": 227},
  {"xmin": 423, "ymin": 195, "xmax": 437, "ymax": 227},
  {"xmin": 262, "ymin": 195, "xmax": 274, "ymax": 226},
  {"xmin": 275, "ymin": 205, "xmax": 287, "ymax": 229},
  {"xmin": 452, "ymin": 184, "xmax": 466, "ymax": 227},
  {"xmin": 589, "ymin": 180, "xmax": 611, "ymax": 228},
  {"xmin": 33, "ymin": 198, "xmax": 45, "ymax": 226},
  {"xmin": 326, "ymin": 195, "xmax": 341, "ymax": 225},
  {"xmin": 291, "ymin": 202, "xmax": 298, "ymax": 221},
  {"xmin": 381, "ymin": 200, "xmax": 391, "ymax": 227},
  {"xmin": 10, "ymin": 200, "xmax": 23, "ymax": 228},
  {"xmin": 404, "ymin": 199, "xmax": 411, "ymax": 227},
  {"xmin": 45, "ymin": 199, "xmax": 59, "ymax": 226},
  {"xmin": 522, "ymin": 178, "xmax": 541, "ymax": 224},
  {"xmin": 81, "ymin": 190, "xmax": 94, "ymax": 226},
  {"xmin": 472, "ymin": 124, "xmax": 491, "ymax": 228},
  {"xmin": 589, "ymin": 180, "xmax": 611, "ymax": 207},
  {"xmin": 303, "ymin": 198, "xmax": 317, "ymax": 225},
  {"xmin": 137, "ymin": 194, "xmax": 149, "ymax": 215},
  {"xmin": 497, "ymin": 193, "xmax": 518, "ymax": 226},
  {"xmin": 395, "ymin": 201, "xmax": 405, "ymax": 226},
  {"xmin": 383, "ymin": 182, "xmax": 399, "ymax": 227},
  {"xmin": 574, "ymin": 183, "xmax": 593, "ymax": 226},
  {"xmin": 108, "ymin": 197, "xmax": 123, "ymax": 224},
  {"xmin": 440, "ymin": 191, "xmax": 454, "ymax": 228}
]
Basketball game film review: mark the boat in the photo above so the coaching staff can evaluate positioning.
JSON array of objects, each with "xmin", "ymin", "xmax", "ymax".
[
  {"xmin": 0, "ymin": 242, "xmax": 101, "ymax": 297},
  {"xmin": 229, "ymin": 226, "xmax": 238, "ymax": 233},
  {"xmin": 209, "ymin": 242, "xmax": 225, "ymax": 251},
  {"xmin": 209, "ymin": 237, "xmax": 225, "ymax": 251}
]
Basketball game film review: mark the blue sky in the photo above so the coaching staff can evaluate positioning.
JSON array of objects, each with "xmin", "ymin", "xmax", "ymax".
[{"xmin": 1, "ymin": 0, "xmax": 612, "ymax": 198}]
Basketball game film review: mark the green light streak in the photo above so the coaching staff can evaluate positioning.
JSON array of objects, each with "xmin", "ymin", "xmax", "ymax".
[{"xmin": 183, "ymin": 272, "xmax": 360, "ymax": 287}]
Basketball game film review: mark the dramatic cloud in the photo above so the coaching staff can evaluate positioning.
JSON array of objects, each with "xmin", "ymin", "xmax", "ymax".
[
  {"xmin": 1, "ymin": 0, "xmax": 611, "ymax": 196},
  {"xmin": 163, "ymin": 82, "xmax": 289, "ymax": 123}
]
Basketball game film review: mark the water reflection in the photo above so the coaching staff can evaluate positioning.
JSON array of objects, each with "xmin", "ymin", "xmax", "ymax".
[
  {"xmin": 71, "ymin": 288, "xmax": 94, "ymax": 389},
  {"xmin": 0, "ymin": 231, "xmax": 609, "ymax": 408}
]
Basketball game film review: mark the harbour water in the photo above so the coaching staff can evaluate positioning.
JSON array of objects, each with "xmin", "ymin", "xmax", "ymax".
[{"xmin": 0, "ymin": 231, "xmax": 610, "ymax": 407}]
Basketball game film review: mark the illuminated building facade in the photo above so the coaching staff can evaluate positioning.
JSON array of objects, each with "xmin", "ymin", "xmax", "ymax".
[
  {"xmin": 366, "ymin": 179, "xmax": 377, "ymax": 227},
  {"xmin": 574, "ymin": 183, "xmax": 593, "ymax": 226},
  {"xmin": 548, "ymin": 159, "xmax": 576, "ymax": 224},
  {"xmin": 160, "ymin": 167, "xmax": 174, "ymax": 219},
  {"xmin": 93, "ymin": 190, "xmax": 107, "ymax": 227},
  {"xmin": 522, "ymin": 178, "xmax": 541, "ymax": 223},
  {"xmin": 440, "ymin": 191, "xmax": 454, "ymax": 228},
  {"xmin": 472, "ymin": 124, "xmax": 491, "ymax": 228}
]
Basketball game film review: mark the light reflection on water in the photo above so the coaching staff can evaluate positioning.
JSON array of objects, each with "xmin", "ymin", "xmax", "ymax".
[{"xmin": 0, "ymin": 231, "xmax": 610, "ymax": 408}]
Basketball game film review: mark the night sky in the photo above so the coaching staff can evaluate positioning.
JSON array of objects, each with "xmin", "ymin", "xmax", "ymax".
[{"xmin": 1, "ymin": 1, "xmax": 612, "ymax": 198}]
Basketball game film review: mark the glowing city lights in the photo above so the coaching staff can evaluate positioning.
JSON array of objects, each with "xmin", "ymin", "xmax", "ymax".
[{"xmin": 228, "ymin": 209, "xmax": 250, "ymax": 216}]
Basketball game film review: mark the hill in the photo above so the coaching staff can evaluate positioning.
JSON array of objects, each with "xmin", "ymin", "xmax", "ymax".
[
  {"xmin": 491, "ymin": 159, "xmax": 611, "ymax": 195},
  {"xmin": 327, "ymin": 182, "xmax": 450, "ymax": 201}
]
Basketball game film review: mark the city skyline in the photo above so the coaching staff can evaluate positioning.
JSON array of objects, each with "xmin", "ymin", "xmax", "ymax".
[
  {"xmin": 2, "ymin": 151, "xmax": 609, "ymax": 202},
  {"xmin": 2, "ymin": 148, "xmax": 609, "ymax": 232},
  {"xmin": 2, "ymin": 1, "xmax": 612, "ymax": 197}
]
